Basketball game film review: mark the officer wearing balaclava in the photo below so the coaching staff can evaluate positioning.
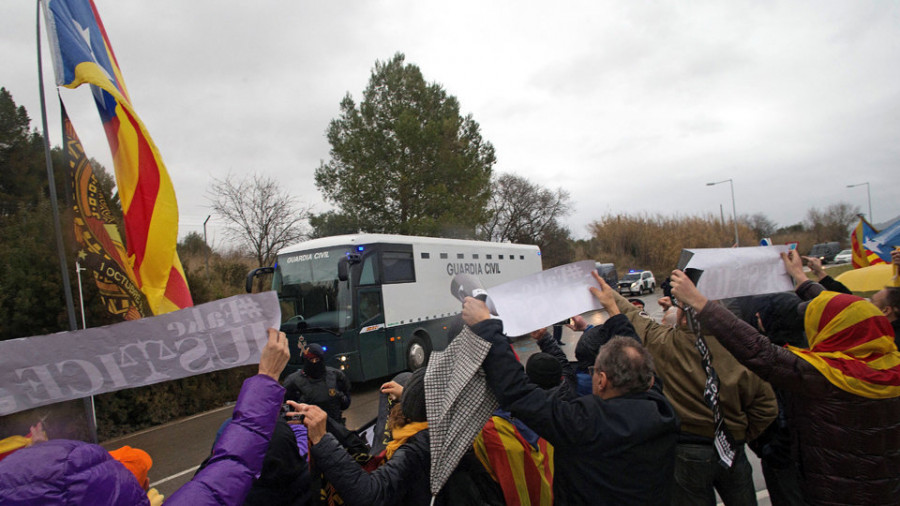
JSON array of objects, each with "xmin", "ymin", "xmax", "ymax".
[{"xmin": 282, "ymin": 343, "xmax": 352, "ymax": 423}]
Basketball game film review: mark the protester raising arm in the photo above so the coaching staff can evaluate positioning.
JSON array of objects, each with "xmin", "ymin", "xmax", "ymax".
[
  {"xmin": 669, "ymin": 265, "xmax": 831, "ymax": 397},
  {"xmin": 167, "ymin": 328, "xmax": 290, "ymax": 505},
  {"xmin": 803, "ymin": 255, "xmax": 851, "ymax": 294}
]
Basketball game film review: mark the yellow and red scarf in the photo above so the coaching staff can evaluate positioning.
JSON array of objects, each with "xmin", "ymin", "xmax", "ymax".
[
  {"xmin": 788, "ymin": 291, "xmax": 900, "ymax": 399},
  {"xmin": 385, "ymin": 421, "xmax": 428, "ymax": 460}
]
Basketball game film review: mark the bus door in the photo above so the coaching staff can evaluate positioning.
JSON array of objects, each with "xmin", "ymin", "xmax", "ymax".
[{"xmin": 356, "ymin": 287, "xmax": 390, "ymax": 379}]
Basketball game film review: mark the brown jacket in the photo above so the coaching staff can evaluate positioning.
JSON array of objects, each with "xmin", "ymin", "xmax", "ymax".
[
  {"xmin": 614, "ymin": 291, "xmax": 776, "ymax": 442},
  {"xmin": 698, "ymin": 281, "xmax": 900, "ymax": 505}
]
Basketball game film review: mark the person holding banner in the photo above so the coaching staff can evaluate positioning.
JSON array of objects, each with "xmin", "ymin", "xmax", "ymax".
[
  {"xmin": 670, "ymin": 251, "xmax": 900, "ymax": 506},
  {"xmin": 0, "ymin": 328, "xmax": 290, "ymax": 506},
  {"xmin": 462, "ymin": 293, "xmax": 679, "ymax": 505},
  {"xmin": 594, "ymin": 277, "xmax": 776, "ymax": 506}
]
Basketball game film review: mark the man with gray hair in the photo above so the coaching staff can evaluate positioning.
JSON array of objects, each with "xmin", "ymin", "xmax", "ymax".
[{"xmin": 462, "ymin": 290, "xmax": 679, "ymax": 505}]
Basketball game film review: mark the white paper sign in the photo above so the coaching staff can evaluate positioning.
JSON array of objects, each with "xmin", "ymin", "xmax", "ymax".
[
  {"xmin": 484, "ymin": 260, "xmax": 604, "ymax": 337},
  {"xmin": 681, "ymin": 246, "xmax": 794, "ymax": 300},
  {"xmin": 0, "ymin": 292, "xmax": 281, "ymax": 416}
]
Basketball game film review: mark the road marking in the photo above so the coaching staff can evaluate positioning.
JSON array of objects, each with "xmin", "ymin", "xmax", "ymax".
[{"xmin": 150, "ymin": 465, "xmax": 200, "ymax": 488}]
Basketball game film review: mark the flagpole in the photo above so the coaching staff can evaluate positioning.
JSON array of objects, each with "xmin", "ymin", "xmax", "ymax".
[{"xmin": 36, "ymin": 0, "xmax": 99, "ymax": 444}]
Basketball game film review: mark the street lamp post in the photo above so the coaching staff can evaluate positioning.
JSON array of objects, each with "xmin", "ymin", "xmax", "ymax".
[
  {"xmin": 203, "ymin": 215, "xmax": 211, "ymax": 284},
  {"xmin": 706, "ymin": 178, "xmax": 739, "ymax": 247},
  {"xmin": 75, "ymin": 260, "xmax": 87, "ymax": 329},
  {"xmin": 846, "ymin": 182, "xmax": 872, "ymax": 223}
]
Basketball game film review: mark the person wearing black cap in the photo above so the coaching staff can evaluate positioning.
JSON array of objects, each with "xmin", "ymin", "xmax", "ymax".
[
  {"xmin": 526, "ymin": 353, "xmax": 563, "ymax": 390},
  {"xmin": 282, "ymin": 343, "xmax": 351, "ymax": 423}
]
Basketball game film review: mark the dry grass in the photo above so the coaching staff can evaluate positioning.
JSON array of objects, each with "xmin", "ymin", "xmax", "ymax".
[{"xmin": 578, "ymin": 212, "xmax": 759, "ymax": 277}]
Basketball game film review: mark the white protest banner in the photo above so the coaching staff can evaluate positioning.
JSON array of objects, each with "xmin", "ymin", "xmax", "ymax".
[
  {"xmin": 0, "ymin": 292, "xmax": 280, "ymax": 416},
  {"xmin": 679, "ymin": 246, "xmax": 794, "ymax": 300},
  {"xmin": 483, "ymin": 260, "xmax": 603, "ymax": 337}
]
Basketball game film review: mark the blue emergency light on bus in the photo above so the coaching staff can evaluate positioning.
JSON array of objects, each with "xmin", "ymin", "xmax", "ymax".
[{"xmin": 357, "ymin": 246, "xmax": 365, "ymax": 252}]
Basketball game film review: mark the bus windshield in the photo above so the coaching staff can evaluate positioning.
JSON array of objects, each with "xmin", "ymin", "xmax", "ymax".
[{"xmin": 273, "ymin": 247, "xmax": 352, "ymax": 330}]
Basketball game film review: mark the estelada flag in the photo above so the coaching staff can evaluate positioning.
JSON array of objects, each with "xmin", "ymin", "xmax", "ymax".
[
  {"xmin": 42, "ymin": 0, "xmax": 191, "ymax": 314},
  {"xmin": 850, "ymin": 216, "xmax": 885, "ymax": 269},
  {"xmin": 64, "ymin": 101, "xmax": 150, "ymax": 321}
]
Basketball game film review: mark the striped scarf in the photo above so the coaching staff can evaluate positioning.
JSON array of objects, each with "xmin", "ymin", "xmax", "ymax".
[
  {"xmin": 788, "ymin": 291, "xmax": 900, "ymax": 399},
  {"xmin": 385, "ymin": 421, "xmax": 428, "ymax": 460}
]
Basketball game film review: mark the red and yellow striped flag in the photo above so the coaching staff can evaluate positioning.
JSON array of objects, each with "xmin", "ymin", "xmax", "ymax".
[
  {"xmin": 789, "ymin": 291, "xmax": 900, "ymax": 399},
  {"xmin": 43, "ymin": 0, "xmax": 191, "ymax": 314},
  {"xmin": 474, "ymin": 415, "xmax": 554, "ymax": 506}
]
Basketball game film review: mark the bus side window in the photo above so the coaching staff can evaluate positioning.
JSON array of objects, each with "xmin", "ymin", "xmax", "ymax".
[
  {"xmin": 382, "ymin": 251, "xmax": 415, "ymax": 283},
  {"xmin": 360, "ymin": 256, "xmax": 376, "ymax": 285}
]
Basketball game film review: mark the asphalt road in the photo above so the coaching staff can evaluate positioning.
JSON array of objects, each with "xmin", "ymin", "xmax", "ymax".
[{"xmin": 102, "ymin": 289, "xmax": 769, "ymax": 504}]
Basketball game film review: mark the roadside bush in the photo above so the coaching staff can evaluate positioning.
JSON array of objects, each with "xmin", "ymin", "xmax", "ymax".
[{"xmin": 95, "ymin": 364, "xmax": 256, "ymax": 440}]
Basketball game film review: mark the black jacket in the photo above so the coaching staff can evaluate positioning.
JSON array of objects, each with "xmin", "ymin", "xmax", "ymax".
[
  {"xmin": 699, "ymin": 281, "xmax": 900, "ymax": 505},
  {"xmin": 574, "ymin": 313, "xmax": 640, "ymax": 370},
  {"xmin": 311, "ymin": 429, "xmax": 502, "ymax": 506},
  {"xmin": 283, "ymin": 367, "xmax": 351, "ymax": 422},
  {"xmin": 472, "ymin": 319, "xmax": 679, "ymax": 505}
]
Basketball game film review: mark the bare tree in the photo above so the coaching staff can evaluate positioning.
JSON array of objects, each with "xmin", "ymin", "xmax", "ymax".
[
  {"xmin": 805, "ymin": 202, "xmax": 860, "ymax": 245},
  {"xmin": 208, "ymin": 173, "xmax": 310, "ymax": 268},
  {"xmin": 743, "ymin": 212, "xmax": 777, "ymax": 240},
  {"xmin": 481, "ymin": 173, "xmax": 572, "ymax": 255}
]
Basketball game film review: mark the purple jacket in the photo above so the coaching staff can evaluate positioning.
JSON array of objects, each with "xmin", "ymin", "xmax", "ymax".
[{"xmin": 0, "ymin": 374, "xmax": 284, "ymax": 506}]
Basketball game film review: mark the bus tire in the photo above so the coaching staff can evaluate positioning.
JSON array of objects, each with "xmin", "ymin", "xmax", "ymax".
[{"xmin": 407, "ymin": 334, "xmax": 432, "ymax": 372}]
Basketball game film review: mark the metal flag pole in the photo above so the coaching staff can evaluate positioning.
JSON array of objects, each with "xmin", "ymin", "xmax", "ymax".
[
  {"xmin": 36, "ymin": 0, "xmax": 77, "ymax": 332},
  {"xmin": 36, "ymin": 0, "xmax": 99, "ymax": 444}
]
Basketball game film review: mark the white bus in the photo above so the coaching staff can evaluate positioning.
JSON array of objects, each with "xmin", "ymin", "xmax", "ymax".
[{"xmin": 246, "ymin": 234, "xmax": 542, "ymax": 381}]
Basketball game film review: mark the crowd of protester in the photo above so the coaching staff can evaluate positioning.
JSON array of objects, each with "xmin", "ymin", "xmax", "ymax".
[{"xmin": 1, "ymin": 250, "xmax": 899, "ymax": 505}]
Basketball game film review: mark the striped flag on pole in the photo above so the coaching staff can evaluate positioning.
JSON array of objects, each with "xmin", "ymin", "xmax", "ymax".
[
  {"xmin": 42, "ymin": 0, "xmax": 192, "ymax": 314},
  {"xmin": 850, "ymin": 216, "xmax": 885, "ymax": 269}
]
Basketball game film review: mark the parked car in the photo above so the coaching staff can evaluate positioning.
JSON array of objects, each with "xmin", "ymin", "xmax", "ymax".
[
  {"xmin": 617, "ymin": 270, "xmax": 656, "ymax": 295},
  {"xmin": 809, "ymin": 242, "xmax": 842, "ymax": 264},
  {"xmin": 834, "ymin": 249, "xmax": 852, "ymax": 264},
  {"xmin": 595, "ymin": 262, "xmax": 618, "ymax": 286}
]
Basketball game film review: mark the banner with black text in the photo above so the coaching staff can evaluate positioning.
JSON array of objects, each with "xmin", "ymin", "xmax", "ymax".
[{"xmin": 0, "ymin": 292, "xmax": 280, "ymax": 416}]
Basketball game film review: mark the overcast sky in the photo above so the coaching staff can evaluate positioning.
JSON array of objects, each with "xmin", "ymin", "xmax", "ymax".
[{"xmin": 2, "ymin": 1, "xmax": 898, "ymax": 247}]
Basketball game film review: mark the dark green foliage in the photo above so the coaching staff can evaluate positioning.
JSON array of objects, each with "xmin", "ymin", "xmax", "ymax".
[
  {"xmin": 315, "ymin": 53, "xmax": 495, "ymax": 238},
  {"xmin": 0, "ymin": 199, "xmax": 72, "ymax": 339},
  {"xmin": 308, "ymin": 210, "xmax": 360, "ymax": 238},
  {"xmin": 0, "ymin": 87, "xmax": 46, "ymax": 215},
  {"xmin": 94, "ymin": 365, "xmax": 256, "ymax": 440}
]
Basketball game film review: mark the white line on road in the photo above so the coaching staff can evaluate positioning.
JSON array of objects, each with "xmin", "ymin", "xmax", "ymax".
[{"xmin": 150, "ymin": 465, "xmax": 200, "ymax": 488}]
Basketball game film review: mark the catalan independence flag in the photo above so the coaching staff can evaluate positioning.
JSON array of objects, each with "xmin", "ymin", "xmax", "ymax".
[
  {"xmin": 788, "ymin": 291, "xmax": 900, "ymax": 399},
  {"xmin": 42, "ymin": 0, "xmax": 192, "ymax": 314},
  {"xmin": 64, "ymin": 102, "xmax": 150, "ymax": 320},
  {"xmin": 850, "ymin": 216, "xmax": 885, "ymax": 269}
]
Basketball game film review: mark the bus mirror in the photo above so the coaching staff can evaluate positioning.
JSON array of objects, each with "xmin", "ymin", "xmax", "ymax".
[
  {"xmin": 338, "ymin": 258, "xmax": 349, "ymax": 281},
  {"xmin": 245, "ymin": 266, "xmax": 275, "ymax": 293}
]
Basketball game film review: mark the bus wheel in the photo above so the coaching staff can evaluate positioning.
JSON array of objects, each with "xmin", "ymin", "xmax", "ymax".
[{"xmin": 407, "ymin": 335, "xmax": 432, "ymax": 371}]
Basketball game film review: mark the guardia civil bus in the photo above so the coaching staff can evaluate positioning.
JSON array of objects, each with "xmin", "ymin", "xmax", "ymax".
[{"xmin": 246, "ymin": 234, "xmax": 542, "ymax": 382}]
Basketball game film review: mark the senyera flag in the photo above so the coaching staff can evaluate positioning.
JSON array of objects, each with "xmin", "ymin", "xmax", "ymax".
[
  {"xmin": 42, "ymin": 0, "xmax": 192, "ymax": 314},
  {"xmin": 850, "ymin": 216, "xmax": 886, "ymax": 269},
  {"xmin": 64, "ymin": 101, "xmax": 150, "ymax": 320}
]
